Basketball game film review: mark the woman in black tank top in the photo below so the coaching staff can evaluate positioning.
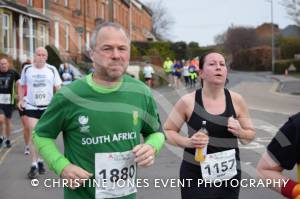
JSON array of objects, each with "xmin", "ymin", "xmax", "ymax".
[{"xmin": 164, "ymin": 52, "xmax": 256, "ymax": 199}]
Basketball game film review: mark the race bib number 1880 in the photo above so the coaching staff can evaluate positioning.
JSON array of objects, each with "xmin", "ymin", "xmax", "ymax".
[{"xmin": 95, "ymin": 151, "xmax": 137, "ymax": 199}]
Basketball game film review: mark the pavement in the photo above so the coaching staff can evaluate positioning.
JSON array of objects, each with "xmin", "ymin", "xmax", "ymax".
[{"xmin": 271, "ymin": 74, "xmax": 300, "ymax": 95}]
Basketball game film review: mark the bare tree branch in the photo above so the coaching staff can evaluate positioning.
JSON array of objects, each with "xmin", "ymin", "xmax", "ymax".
[
  {"xmin": 144, "ymin": 0, "xmax": 175, "ymax": 41},
  {"xmin": 282, "ymin": 0, "xmax": 300, "ymax": 26}
]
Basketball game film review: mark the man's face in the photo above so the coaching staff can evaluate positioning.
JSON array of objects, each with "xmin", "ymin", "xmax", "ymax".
[
  {"xmin": 0, "ymin": 58, "xmax": 9, "ymax": 72},
  {"xmin": 34, "ymin": 48, "xmax": 48, "ymax": 67},
  {"xmin": 90, "ymin": 27, "xmax": 130, "ymax": 81}
]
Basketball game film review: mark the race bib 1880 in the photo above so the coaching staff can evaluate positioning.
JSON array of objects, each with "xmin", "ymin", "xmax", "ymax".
[
  {"xmin": 95, "ymin": 151, "xmax": 137, "ymax": 199},
  {"xmin": 200, "ymin": 149, "xmax": 237, "ymax": 181}
]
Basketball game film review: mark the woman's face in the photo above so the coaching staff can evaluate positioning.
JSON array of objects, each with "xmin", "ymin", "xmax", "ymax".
[{"xmin": 200, "ymin": 53, "xmax": 227, "ymax": 86}]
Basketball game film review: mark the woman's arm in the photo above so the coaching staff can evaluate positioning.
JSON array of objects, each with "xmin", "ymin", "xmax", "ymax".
[
  {"xmin": 164, "ymin": 93, "xmax": 194, "ymax": 148},
  {"xmin": 229, "ymin": 92, "xmax": 256, "ymax": 145}
]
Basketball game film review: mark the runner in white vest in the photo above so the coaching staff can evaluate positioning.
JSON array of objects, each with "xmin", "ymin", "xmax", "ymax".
[{"xmin": 18, "ymin": 47, "xmax": 62, "ymax": 179}]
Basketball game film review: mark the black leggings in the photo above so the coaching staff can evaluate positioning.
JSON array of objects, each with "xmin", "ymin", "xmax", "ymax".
[{"xmin": 180, "ymin": 161, "xmax": 240, "ymax": 199}]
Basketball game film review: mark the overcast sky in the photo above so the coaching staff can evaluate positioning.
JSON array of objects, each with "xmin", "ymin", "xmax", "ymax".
[{"xmin": 139, "ymin": 0, "xmax": 295, "ymax": 46}]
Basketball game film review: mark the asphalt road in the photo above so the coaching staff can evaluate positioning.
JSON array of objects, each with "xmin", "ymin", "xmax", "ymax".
[{"xmin": 0, "ymin": 71, "xmax": 299, "ymax": 199}]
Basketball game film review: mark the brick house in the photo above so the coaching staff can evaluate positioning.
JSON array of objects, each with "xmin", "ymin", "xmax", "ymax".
[
  {"xmin": 1, "ymin": 0, "xmax": 154, "ymax": 63},
  {"xmin": 0, "ymin": 0, "xmax": 50, "ymax": 61}
]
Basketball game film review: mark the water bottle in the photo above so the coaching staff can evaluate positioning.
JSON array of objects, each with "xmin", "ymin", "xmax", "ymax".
[{"xmin": 195, "ymin": 121, "xmax": 209, "ymax": 162}]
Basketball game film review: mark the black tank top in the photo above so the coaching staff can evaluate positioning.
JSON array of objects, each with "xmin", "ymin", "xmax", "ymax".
[{"xmin": 183, "ymin": 88, "xmax": 241, "ymax": 176}]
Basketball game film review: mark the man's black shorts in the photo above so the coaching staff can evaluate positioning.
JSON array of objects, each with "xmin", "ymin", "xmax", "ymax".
[
  {"xmin": 0, "ymin": 105, "xmax": 14, "ymax": 119},
  {"xmin": 24, "ymin": 109, "xmax": 46, "ymax": 119}
]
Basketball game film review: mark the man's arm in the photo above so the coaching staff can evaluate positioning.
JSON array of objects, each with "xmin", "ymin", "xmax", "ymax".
[
  {"xmin": 257, "ymin": 152, "xmax": 300, "ymax": 198},
  {"xmin": 257, "ymin": 152, "xmax": 288, "ymax": 192},
  {"xmin": 17, "ymin": 80, "xmax": 24, "ymax": 110},
  {"xmin": 33, "ymin": 132, "xmax": 93, "ymax": 189}
]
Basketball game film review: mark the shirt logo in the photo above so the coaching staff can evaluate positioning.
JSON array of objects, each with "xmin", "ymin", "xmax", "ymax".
[
  {"xmin": 78, "ymin": 115, "xmax": 90, "ymax": 133},
  {"xmin": 133, "ymin": 111, "xmax": 138, "ymax": 126}
]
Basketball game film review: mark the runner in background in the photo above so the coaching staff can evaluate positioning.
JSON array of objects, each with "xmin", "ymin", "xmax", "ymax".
[
  {"xmin": 173, "ymin": 60, "xmax": 183, "ymax": 89},
  {"xmin": 143, "ymin": 61, "xmax": 155, "ymax": 88},
  {"xmin": 59, "ymin": 63, "xmax": 75, "ymax": 85},
  {"xmin": 0, "ymin": 57, "xmax": 21, "ymax": 148},
  {"xmin": 182, "ymin": 60, "xmax": 190, "ymax": 88},
  {"xmin": 163, "ymin": 57, "xmax": 173, "ymax": 87},
  {"xmin": 18, "ymin": 47, "xmax": 62, "ymax": 179},
  {"xmin": 188, "ymin": 62, "xmax": 197, "ymax": 88}
]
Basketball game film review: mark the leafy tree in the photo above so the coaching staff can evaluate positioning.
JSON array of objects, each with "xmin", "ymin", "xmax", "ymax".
[
  {"xmin": 171, "ymin": 41, "xmax": 187, "ymax": 60},
  {"xmin": 223, "ymin": 26, "xmax": 258, "ymax": 54}
]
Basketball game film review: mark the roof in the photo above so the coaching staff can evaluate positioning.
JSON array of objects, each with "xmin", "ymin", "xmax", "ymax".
[
  {"xmin": 281, "ymin": 25, "xmax": 300, "ymax": 37},
  {"xmin": 0, "ymin": 0, "xmax": 50, "ymax": 22},
  {"xmin": 121, "ymin": 0, "xmax": 152, "ymax": 16}
]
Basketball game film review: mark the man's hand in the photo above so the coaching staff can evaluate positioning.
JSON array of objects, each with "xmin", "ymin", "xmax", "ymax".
[
  {"xmin": 61, "ymin": 164, "xmax": 93, "ymax": 190},
  {"xmin": 17, "ymin": 99, "xmax": 24, "ymax": 111},
  {"xmin": 132, "ymin": 144, "xmax": 156, "ymax": 167}
]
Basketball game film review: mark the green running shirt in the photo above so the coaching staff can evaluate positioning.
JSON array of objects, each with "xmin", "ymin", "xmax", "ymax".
[{"xmin": 34, "ymin": 74, "xmax": 163, "ymax": 199}]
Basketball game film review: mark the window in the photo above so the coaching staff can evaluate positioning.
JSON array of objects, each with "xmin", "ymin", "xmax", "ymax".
[
  {"xmin": 65, "ymin": 24, "xmax": 69, "ymax": 51},
  {"xmin": 2, "ymin": 14, "xmax": 10, "ymax": 53},
  {"xmin": 27, "ymin": 0, "xmax": 33, "ymax": 6},
  {"xmin": 100, "ymin": 3, "xmax": 105, "ymax": 18},
  {"xmin": 40, "ymin": 25, "xmax": 46, "ymax": 47},
  {"xmin": 86, "ymin": 32, "xmax": 90, "ymax": 50},
  {"xmin": 113, "ymin": 3, "xmax": 117, "ymax": 20},
  {"xmin": 76, "ymin": 0, "xmax": 81, "ymax": 10},
  {"xmin": 54, "ymin": 21, "xmax": 59, "ymax": 48},
  {"xmin": 42, "ymin": 0, "xmax": 46, "ymax": 14},
  {"xmin": 32, "ymin": 22, "xmax": 36, "ymax": 52},
  {"xmin": 64, "ymin": 0, "xmax": 68, "ymax": 7},
  {"xmin": 78, "ymin": 33, "xmax": 82, "ymax": 53}
]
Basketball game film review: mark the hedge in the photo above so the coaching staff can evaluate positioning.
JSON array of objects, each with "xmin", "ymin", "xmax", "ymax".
[
  {"xmin": 274, "ymin": 59, "xmax": 300, "ymax": 74},
  {"xmin": 231, "ymin": 46, "xmax": 275, "ymax": 71}
]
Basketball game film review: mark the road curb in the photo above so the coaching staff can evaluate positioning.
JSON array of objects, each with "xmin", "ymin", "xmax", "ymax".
[{"xmin": 270, "ymin": 76, "xmax": 300, "ymax": 96}]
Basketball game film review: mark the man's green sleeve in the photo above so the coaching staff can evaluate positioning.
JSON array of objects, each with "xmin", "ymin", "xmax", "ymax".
[
  {"xmin": 33, "ymin": 131, "xmax": 70, "ymax": 176},
  {"xmin": 145, "ymin": 132, "xmax": 165, "ymax": 155}
]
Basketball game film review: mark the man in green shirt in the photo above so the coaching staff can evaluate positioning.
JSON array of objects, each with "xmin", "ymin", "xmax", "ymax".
[{"xmin": 33, "ymin": 22, "xmax": 165, "ymax": 199}]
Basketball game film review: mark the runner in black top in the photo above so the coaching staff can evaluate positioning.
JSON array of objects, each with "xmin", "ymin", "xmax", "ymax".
[
  {"xmin": 0, "ymin": 57, "xmax": 21, "ymax": 148},
  {"xmin": 257, "ymin": 112, "xmax": 300, "ymax": 199},
  {"xmin": 164, "ymin": 52, "xmax": 255, "ymax": 199}
]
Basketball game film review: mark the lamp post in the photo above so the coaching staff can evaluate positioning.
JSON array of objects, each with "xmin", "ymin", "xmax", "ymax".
[
  {"xmin": 129, "ymin": 0, "xmax": 132, "ymax": 41},
  {"xmin": 270, "ymin": 0, "xmax": 275, "ymax": 73}
]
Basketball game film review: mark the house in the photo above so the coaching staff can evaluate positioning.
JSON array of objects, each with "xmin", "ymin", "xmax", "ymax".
[
  {"xmin": 1, "ymin": 0, "xmax": 154, "ymax": 63},
  {"xmin": 255, "ymin": 23, "xmax": 280, "ymax": 39},
  {"xmin": 0, "ymin": 0, "xmax": 50, "ymax": 61},
  {"xmin": 280, "ymin": 25, "xmax": 300, "ymax": 38}
]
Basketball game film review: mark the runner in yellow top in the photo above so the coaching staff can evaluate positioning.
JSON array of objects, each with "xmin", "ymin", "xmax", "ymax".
[{"xmin": 163, "ymin": 57, "xmax": 173, "ymax": 87}]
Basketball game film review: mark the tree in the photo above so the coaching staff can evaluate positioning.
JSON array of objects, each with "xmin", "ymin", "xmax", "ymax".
[
  {"xmin": 223, "ymin": 26, "xmax": 258, "ymax": 54},
  {"xmin": 171, "ymin": 41, "xmax": 187, "ymax": 60},
  {"xmin": 214, "ymin": 31, "xmax": 227, "ymax": 45},
  {"xmin": 144, "ymin": 0, "xmax": 174, "ymax": 41},
  {"xmin": 282, "ymin": 0, "xmax": 300, "ymax": 26},
  {"xmin": 188, "ymin": 42, "xmax": 199, "ymax": 48}
]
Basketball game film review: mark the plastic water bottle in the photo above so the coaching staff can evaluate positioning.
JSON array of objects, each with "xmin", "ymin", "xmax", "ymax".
[{"xmin": 195, "ymin": 121, "xmax": 209, "ymax": 162}]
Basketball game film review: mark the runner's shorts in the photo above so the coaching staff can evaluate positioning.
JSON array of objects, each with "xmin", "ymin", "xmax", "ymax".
[
  {"xmin": 24, "ymin": 109, "xmax": 46, "ymax": 119},
  {"xmin": 0, "ymin": 104, "xmax": 14, "ymax": 119}
]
